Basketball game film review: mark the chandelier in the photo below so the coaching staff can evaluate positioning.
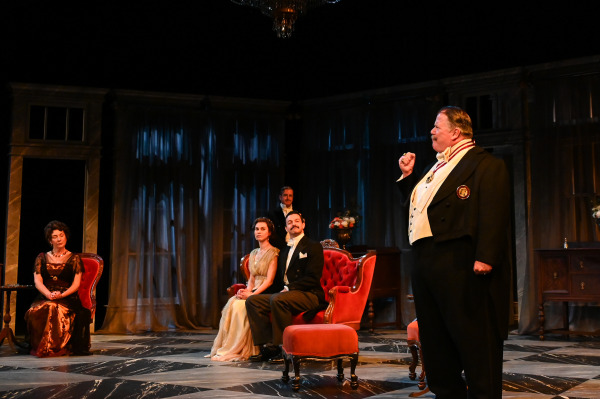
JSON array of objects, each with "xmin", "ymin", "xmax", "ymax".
[{"xmin": 231, "ymin": 0, "xmax": 342, "ymax": 39}]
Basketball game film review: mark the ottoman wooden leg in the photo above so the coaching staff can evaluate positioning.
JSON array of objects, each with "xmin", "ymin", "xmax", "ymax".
[
  {"xmin": 282, "ymin": 355, "xmax": 290, "ymax": 383},
  {"xmin": 292, "ymin": 356, "xmax": 301, "ymax": 391},
  {"xmin": 336, "ymin": 358, "xmax": 344, "ymax": 382},
  {"xmin": 408, "ymin": 342, "xmax": 418, "ymax": 380}
]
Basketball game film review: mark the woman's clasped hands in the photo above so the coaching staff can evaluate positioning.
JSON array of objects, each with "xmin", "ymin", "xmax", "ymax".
[
  {"xmin": 235, "ymin": 288, "xmax": 251, "ymax": 300},
  {"xmin": 48, "ymin": 291, "xmax": 63, "ymax": 300}
]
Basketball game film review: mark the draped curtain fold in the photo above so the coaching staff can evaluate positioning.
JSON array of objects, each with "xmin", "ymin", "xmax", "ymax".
[
  {"xmin": 299, "ymin": 99, "xmax": 438, "ymax": 326},
  {"xmin": 100, "ymin": 103, "xmax": 284, "ymax": 333},
  {"xmin": 523, "ymin": 74, "xmax": 600, "ymax": 334},
  {"xmin": 213, "ymin": 115, "xmax": 284, "ymax": 316},
  {"xmin": 97, "ymin": 73, "xmax": 599, "ymax": 335}
]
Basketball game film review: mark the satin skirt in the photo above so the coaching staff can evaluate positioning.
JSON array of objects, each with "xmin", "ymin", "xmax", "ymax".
[
  {"xmin": 209, "ymin": 296, "xmax": 259, "ymax": 361},
  {"xmin": 25, "ymin": 299, "xmax": 76, "ymax": 357}
]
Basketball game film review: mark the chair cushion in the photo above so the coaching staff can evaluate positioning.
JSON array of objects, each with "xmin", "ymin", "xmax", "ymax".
[{"xmin": 282, "ymin": 324, "xmax": 358, "ymax": 357}]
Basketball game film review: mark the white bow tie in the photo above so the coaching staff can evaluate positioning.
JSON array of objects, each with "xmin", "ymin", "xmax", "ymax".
[
  {"xmin": 287, "ymin": 240, "xmax": 295, "ymax": 247},
  {"xmin": 436, "ymin": 147, "xmax": 452, "ymax": 163}
]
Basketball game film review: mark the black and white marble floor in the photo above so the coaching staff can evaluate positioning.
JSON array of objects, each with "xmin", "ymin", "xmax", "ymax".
[{"xmin": 1, "ymin": 329, "xmax": 599, "ymax": 399}]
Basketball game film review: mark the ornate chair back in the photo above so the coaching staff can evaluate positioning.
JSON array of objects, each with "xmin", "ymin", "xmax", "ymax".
[
  {"xmin": 226, "ymin": 244, "xmax": 377, "ymax": 330},
  {"xmin": 78, "ymin": 253, "xmax": 103, "ymax": 319},
  {"xmin": 293, "ymin": 247, "xmax": 376, "ymax": 329}
]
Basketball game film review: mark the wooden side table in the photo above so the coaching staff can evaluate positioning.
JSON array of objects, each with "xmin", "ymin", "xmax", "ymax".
[
  {"xmin": 0, "ymin": 284, "xmax": 35, "ymax": 351},
  {"xmin": 535, "ymin": 248, "xmax": 600, "ymax": 340}
]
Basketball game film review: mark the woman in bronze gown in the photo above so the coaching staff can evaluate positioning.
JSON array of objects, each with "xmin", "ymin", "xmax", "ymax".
[{"xmin": 25, "ymin": 220, "xmax": 91, "ymax": 357}]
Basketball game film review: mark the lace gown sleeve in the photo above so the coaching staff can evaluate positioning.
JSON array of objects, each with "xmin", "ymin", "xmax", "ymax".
[
  {"xmin": 71, "ymin": 254, "xmax": 84, "ymax": 274},
  {"xmin": 33, "ymin": 253, "xmax": 44, "ymax": 274}
]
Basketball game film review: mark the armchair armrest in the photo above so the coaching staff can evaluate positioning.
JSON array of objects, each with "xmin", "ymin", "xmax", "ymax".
[
  {"xmin": 331, "ymin": 286, "xmax": 350, "ymax": 294},
  {"xmin": 227, "ymin": 283, "xmax": 247, "ymax": 297},
  {"xmin": 323, "ymin": 286, "xmax": 362, "ymax": 327},
  {"xmin": 322, "ymin": 253, "xmax": 376, "ymax": 329},
  {"xmin": 226, "ymin": 254, "xmax": 251, "ymax": 297}
]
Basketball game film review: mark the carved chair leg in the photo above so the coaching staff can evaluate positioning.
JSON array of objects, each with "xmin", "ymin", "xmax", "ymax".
[
  {"xmin": 417, "ymin": 342, "xmax": 426, "ymax": 390},
  {"xmin": 409, "ymin": 344, "xmax": 430, "ymax": 397},
  {"xmin": 368, "ymin": 299, "xmax": 375, "ymax": 333},
  {"xmin": 408, "ymin": 340, "xmax": 418, "ymax": 380},
  {"xmin": 538, "ymin": 304, "xmax": 545, "ymax": 341},
  {"xmin": 350, "ymin": 353, "xmax": 358, "ymax": 389},
  {"xmin": 407, "ymin": 340, "xmax": 429, "ymax": 397}
]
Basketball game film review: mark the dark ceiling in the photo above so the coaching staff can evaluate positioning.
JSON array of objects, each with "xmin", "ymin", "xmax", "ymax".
[{"xmin": 3, "ymin": 1, "xmax": 599, "ymax": 101}]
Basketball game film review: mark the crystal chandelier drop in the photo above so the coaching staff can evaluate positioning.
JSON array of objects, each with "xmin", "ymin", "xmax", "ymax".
[{"xmin": 231, "ymin": 0, "xmax": 342, "ymax": 39}]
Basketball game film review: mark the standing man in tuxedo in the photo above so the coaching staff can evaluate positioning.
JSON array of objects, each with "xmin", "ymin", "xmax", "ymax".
[
  {"xmin": 268, "ymin": 186, "xmax": 296, "ymax": 250},
  {"xmin": 397, "ymin": 106, "xmax": 511, "ymax": 399},
  {"xmin": 246, "ymin": 211, "xmax": 325, "ymax": 363}
]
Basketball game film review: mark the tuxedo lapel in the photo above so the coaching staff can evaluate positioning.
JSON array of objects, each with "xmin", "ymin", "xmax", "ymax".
[
  {"xmin": 278, "ymin": 245, "xmax": 290, "ymax": 275},
  {"xmin": 430, "ymin": 147, "xmax": 482, "ymax": 206},
  {"xmin": 280, "ymin": 245, "xmax": 291, "ymax": 261}
]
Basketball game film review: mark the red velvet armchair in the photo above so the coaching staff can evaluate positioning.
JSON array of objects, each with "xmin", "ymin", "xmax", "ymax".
[
  {"xmin": 78, "ymin": 253, "xmax": 103, "ymax": 320},
  {"xmin": 228, "ymin": 244, "xmax": 376, "ymax": 330},
  {"xmin": 227, "ymin": 254, "xmax": 251, "ymax": 298}
]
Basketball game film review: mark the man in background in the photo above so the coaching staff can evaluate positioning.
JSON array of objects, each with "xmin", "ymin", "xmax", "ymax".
[{"xmin": 268, "ymin": 186, "xmax": 296, "ymax": 250}]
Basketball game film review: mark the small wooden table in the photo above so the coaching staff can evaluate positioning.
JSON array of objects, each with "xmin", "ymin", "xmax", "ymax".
[
  {"xmin": 0, "ymin": 284, "xmax": 35, "ymax": 351},
  {"xmin": 535, "ymin": 248, "xmax": 600, "ymax": 340}
]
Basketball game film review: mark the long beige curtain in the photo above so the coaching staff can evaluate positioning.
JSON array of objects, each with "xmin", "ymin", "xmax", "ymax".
[{"xmin": 100, "ymin": 100, "xmax": 285, "ymax": 333}]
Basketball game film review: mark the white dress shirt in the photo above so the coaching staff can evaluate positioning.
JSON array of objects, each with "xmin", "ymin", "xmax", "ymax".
[
  {"xmin": 398, "ymin": 139, "xmax": 475, "ymax": 245},
  {"xmin": 284, "ymin": 232, "xmax": 304, "ymax": 285}
]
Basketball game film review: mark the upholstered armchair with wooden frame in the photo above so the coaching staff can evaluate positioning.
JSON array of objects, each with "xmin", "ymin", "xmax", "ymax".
[
  {"xmin": 78, "ymin": 253, "xmax": 103, "ymax": 324},
  {"xmin": 228, "ymin": 243, "xmax": 376, "ymax": 330},
  {"xmin": 227, "ymin": 253, "xmax": 250, "ymax": 298},
  {"xmin": 0, "ymin": 253, "xmax": 103, "ymax": 352}
]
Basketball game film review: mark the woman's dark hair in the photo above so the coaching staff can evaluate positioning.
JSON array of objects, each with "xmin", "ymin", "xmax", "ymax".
[
  {"xmin": 44, "ymin": 220, "xmax": 70, "ymax": 243},
  {"xmin": 252, "ymin": 217, "xmax": 275, "ymax": 234}
]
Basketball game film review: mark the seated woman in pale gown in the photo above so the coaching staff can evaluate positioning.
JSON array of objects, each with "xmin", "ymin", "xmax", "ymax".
[{"xmin": 209, "ymin": 217, "xmax": 279, "ymax": 361}]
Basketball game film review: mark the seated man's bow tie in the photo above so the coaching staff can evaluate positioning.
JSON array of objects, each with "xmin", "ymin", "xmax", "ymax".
[{"xmin": 287, "ymin": 240, "xmax": 295, "ymax": 247}]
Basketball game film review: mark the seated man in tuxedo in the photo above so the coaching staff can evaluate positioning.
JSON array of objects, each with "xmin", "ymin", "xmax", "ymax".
[
  {"xmin": 267, "ymin": 186, "xmax": 296, "ymax": 250},
  {"xmin": 246, "ymin": 211, "xmax": 325, "ymax": 363}
]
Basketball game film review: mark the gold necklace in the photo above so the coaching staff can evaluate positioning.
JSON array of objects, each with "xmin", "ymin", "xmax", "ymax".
[{"xmin": 51, "ymin": 250, "xmax": 68, "ymax": 257}]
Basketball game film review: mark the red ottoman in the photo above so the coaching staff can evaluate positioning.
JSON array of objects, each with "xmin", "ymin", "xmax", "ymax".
[{"xmin": 281, "ymin": 324, "xmax": 359, "ymax": 391}]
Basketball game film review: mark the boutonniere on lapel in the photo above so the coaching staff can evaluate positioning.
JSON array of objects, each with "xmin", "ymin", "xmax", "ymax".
[{"xmin": 299, "ymin": 252, "xmax": 308, "ymax": 259}]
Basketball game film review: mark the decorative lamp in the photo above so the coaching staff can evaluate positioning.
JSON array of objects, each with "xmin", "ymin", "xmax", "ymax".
[{"xmin": 231, "ymin": 0, "xmax": 342, "ymax": 38}]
